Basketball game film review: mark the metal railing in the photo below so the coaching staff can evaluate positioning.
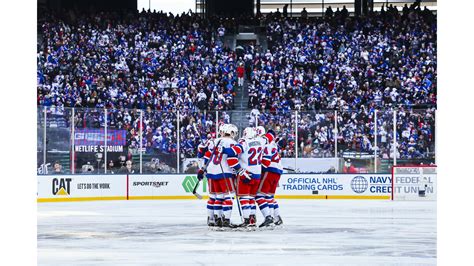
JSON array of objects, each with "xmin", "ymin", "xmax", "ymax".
[
  {"xmin": 37, "ymin": 106, "xmax": 436, "ymax": 175},
  {"xmin": 193, "ymin": 0, "xmax": 437, "ymax": 16}
]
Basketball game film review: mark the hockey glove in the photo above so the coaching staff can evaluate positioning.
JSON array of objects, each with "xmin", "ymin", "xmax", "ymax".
[
  {"xmin": 197, "ymin": 142, "xmax": 207, "ymax": 152},
  {"xmin": 197, "ymin": 168, "xmax": 205, "ymax": 181},
  {"xmin": 198, "ymin": 140, "xmax": 207, "ymax": 149},
  {"xmin": 267, "ymin": 129, "xmax": 276, "ymax": 137},
  {"xmin": 217, "ymin": 145, "xmax": 234, "ymax": 156},
  {"xmin": 237, "ymin": 168, "xmax": 252, "ymax": 183}
]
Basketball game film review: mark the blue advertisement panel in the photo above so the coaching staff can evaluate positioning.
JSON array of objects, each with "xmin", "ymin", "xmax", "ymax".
[{"xmin": 74, "ymin": 129, "xmax": 126, "ymax": 153}]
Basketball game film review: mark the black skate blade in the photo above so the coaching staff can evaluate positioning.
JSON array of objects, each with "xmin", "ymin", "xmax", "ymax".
[
  {"xmin": 246, "ymin": 226, "xmax": 257, "ymax": 231},
  {"xmin": 209, "ymin": 226, "xmax": 226, "ymax": 232},
  {"xmin": 231, "ymin": 225, "xmax": 256, "ymax": 232},
  {"xmin": 258, "ymin": 223, "xmax": 276, "ymax": 230}
]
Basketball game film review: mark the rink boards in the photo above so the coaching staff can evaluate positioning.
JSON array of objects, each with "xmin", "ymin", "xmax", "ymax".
[{"xmin": 37, "ymin": 173, "xmax": 400, "ymax": 202}]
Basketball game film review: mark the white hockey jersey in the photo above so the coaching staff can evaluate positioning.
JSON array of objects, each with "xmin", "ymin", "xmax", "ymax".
[
  {"xmin": 205, "ymin": 137, "xmax": 237, "ymax": 179},
  {"xmin": 237, "ymin": 137, "xmax": 266, "ymax": 179},
  {"xmin": 261, "ymin": 141, "xmax": 283, "ymax": 174}
]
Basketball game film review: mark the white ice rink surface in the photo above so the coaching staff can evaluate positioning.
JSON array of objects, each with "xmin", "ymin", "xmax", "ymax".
[{"xmin": 38, "ymin": 200, "xmax": 436, "ymax": 265}]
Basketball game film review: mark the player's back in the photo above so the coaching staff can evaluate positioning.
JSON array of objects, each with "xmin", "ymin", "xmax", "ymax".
[
  {"xmin": 262, "ymin": 141, "xmax": 283, "ymax": 174},
  {"xmin": 239, "ymin": 137, "xmax": 266, "ymax": 178},
  {"xmin": 206, "ymin": 137, "xmax": 236, "ymax": 179}
]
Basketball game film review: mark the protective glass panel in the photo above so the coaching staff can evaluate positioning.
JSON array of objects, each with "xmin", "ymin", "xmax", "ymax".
[
  {"xmin": 395, "ymin": 107, "xmax": 436, "ymax": 166},
  {"xmin": 180, "ymin": 110, "xmax": 218, "ymax": 174},
  {"xmin": 258, "ymin": 109, "xmax": 295, "ymax": 158},
  {"xmin": 227, "ymin": 110, "xmax": 251, "ymax": 138},
  {"xmin": 375, "ymin": 109, "xmax": 395, "ymax": 173},
  {"xmin": 140, "ymin": 109, "xmax": 178, "ymax": 174},
  {"xmin": 37, "ymin": 107, "xmax": 46, "ymax": 174},
  {"xmin": 73, "ymin": 108, "xmax": 105, "ymax": 174},
  {"xmin": 104, "ymin": 108, "xmax": 134, "ymax": 174},
  {"xmin": 297, "ymin": 111, "xmax": 336, "ymax": 158},
  {"xmin": 45, "ymin": 106, "xmax": 72, "ymax": 175},
  {"xmin": 337, "ymin": 109, "xmax": 375, "ymax": 173}
]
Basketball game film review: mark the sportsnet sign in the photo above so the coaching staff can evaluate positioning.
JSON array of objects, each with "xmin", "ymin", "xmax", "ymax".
[
  {"xmin": 127, "ymin": 175, "xmax": 209, "ymax": 198},
  {"xmin": 129, "ymin": 175, "xmax": 183, "ymax": 197},
  {"xmin": 74, "ymin": 129, "xmax": 126, "ymax": 153}
]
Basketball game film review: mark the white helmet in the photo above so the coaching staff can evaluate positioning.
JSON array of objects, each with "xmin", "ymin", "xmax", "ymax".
[
  {"xmin": 256, "ymin": 126, "xmax": 266, "ymax": 137},
  {"xmin": 220, "ymin": 124, "xmax": 234, "ymax": 138},
  {"xmin": 229, "ymin": 124, "xmax": 239, "ymax": 139},
  {"xmin": 243, "ymin": 127, "xmax": 257, "ymax": 139},
  {"xmin": 218, "ymin": 123, "xmax": 226, "ymax": 137}
]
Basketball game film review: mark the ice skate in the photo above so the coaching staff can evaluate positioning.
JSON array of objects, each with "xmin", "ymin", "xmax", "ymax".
[
  {"xmin": 214, "ymin": 215, "xmax": 223, "ymax": 227},
  {"xmin": 207, "ymin": 216, "xmax": 216, "ymax": 227},
  {"xmin": 248, "ymin": 215, "xmax": 257, "ymax": 228},
  {"xmin": 222, "ymin": 218, "xmax": 238, "ymax": 229},
  {"xmin": 259, "ymin": 215, "xmax": 274, "ymax": 228},
  {"xmin": 274, "ymin": 215, "xmax": 283, "ymax": 226},
  {"xmin": 238, "ymin": 218, "xmax": 250, "ymax": 227}
]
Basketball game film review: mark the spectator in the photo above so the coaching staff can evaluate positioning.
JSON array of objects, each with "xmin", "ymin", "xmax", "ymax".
[
  {"xmin": 121, "ymin": 160, "xmax": 135, "ymax": 174},
  {"xmin": 52, "ymin": 161, "xmax": 63, "ymax": 174},
  {"xmin": 283, "ymin": 4, "xmax": 288, "ymax": 18},
  {"xmin": 108, "ymin": 160, "xmax": 115, "ymax": 174},
  {"xmin": 325, "ymin": 7, "xmax": 333, "ymax": 17},
  {"xmin": 237, "ymin": 63, "xmax": 245, "ymax": 87},
  {"xmin": 81, "ymin": 162, "xmax": 95, "ymax": 174},
  {"xmin": 342, "ymin": 159, "xmax": 357, "ymax": 173},
  {"xmin": 275, "ymin": 8, "xmax": 281, "ymax": 18},
  {"xmin": 301, "ymin": 8, "xmax": 308, "ymax": 19}
]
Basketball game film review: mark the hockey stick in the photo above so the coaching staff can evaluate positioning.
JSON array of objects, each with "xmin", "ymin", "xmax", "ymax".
[
  {"xmin": 283, "ymin": 167, "xmax": 296, "ymax": 172},
  {"xmin": 192, "ymin": 183, "xmax": 204, "ymax": 199},
  {"xmin": 219, "ymin": 161, "xmax": 244, "ymax": 224},
  {"xmin": 192, "ymin": 139, "xmax": 222, "ymax": 199},
  {"xmin": 231, "ymin": 172, "xmax": 244, "ymax": 224},
  {"xmin": 217, "ymin": 143, "xmax": 244, "ymax": 224}
]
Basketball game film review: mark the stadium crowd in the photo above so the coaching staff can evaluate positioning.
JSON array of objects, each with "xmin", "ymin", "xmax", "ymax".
[
  {"xmin": 249, "ymin": 3, "xmax": 436, "ymax": 159},
  {"xmin": 37, "ymin": 4, "xmax": 436, "ymax": 173}
]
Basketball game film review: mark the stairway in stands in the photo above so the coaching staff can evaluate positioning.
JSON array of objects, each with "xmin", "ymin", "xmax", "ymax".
[
  {"xmin": 228, "ymin": 26, "xmax": 268, "ymax": 132},
  {"xmin": 231, "ymin": 78, "xmax": 250, "ymax": 133}
]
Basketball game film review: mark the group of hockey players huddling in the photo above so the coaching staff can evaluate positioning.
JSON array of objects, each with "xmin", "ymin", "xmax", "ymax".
[{"xmin": 196, "ymin": 124, "xmax": 283, "ymax": 229}]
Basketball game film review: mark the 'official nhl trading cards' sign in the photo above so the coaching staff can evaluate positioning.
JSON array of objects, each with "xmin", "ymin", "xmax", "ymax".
[{"xmin": 277, "ymin": 174, "xmax": 393, "ymax": 198}]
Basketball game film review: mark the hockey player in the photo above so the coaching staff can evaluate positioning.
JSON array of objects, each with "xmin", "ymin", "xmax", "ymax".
[
  {"xmin": 197, "ymin": 124, "xmax": 238, "ymax": 228},
  {"xmin": 256, "ymin": 126, "xmax": 283, "ymax": 227},
  {"xmin": 220, "ymin": 127, "xmax": 266, "ymax": 228},
  {"xmin": 196, "ymin": 126, "xmax": 220, "ymax": 227}
]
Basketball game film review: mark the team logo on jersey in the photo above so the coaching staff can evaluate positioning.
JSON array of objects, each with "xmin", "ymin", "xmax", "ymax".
[
  {"xmin": 52, "ymin": 178, "xmax": 72, "ymax": 196},
  {"xmin": 350, "ymin": 176, "xmax": 368, "ymax": 194},
  {"xmin": 182, "ymin": 175, "xmax": 207, "ymax": 193}
]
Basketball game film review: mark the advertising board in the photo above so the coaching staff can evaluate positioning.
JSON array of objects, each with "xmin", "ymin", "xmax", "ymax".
[{"xmin": 37, "ymin": 175, "xmax": 127, "ymax": 202}]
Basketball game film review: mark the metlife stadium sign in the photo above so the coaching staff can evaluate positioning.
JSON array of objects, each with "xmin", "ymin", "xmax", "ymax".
[
  {"xmin": 74, "ymin": 129, "xmax": 126, "ymax": 153},
  {"xmin": 277, "ymin": 174, "xmax": 392, "ymax": 199}
]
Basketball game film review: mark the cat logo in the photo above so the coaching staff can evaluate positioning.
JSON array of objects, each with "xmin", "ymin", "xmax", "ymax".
[{"xmin": 52, "ymin": 178, "xmax": 72, "ymax": 196}]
